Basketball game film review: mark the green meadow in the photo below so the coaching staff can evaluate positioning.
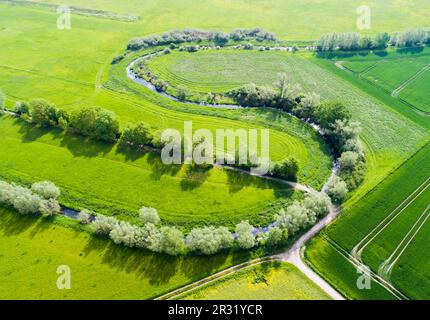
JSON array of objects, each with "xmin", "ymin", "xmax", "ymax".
[{"xmin": 0, "ymin": 207, "xmax": 255, "ymax": 299}]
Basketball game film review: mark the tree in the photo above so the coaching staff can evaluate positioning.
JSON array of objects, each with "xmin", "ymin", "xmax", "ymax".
[
  {"xmin": 372, "ymin": 32, "xmax": 390, "ymax": 49},
  {"xmin": 0, "ymin": 181, "xmax": 16, "ymax": 205},
  {"xmin": 31, "ymin": 181, "xmax": 60, "ymax": 199},
  {"xmin": 235, "ymin": 220, "xmax": 255, "ymax": 249},
  {"xmin": 265, "ymin": 227, "xmax": 288, "ymax": 247},
  {"xmin": 213, "ymin": 32, "xmax": 229, "ymax": 47},
  {"xmin": 283, "ymin": 202, "xmax": 309, "ymax": 234},
  {"xmin": 314, "ymin": 101, "xmax": 352, "ymax": 130},
  {"xmin": 270, "ymin": 157, "xmax": 299, "ymax": 181},
  {"xmin": 70, "ymin": 107, "xmax": 120, "ymax": 143},
  {"xmin": 93, "ymin": 214, "xmax": 119, "ymax": 235},
  {"xmin": 134, "ymin": 223, "xmax": 161, "ymax": 250},
  {"xmin": 14, "ymin": 101, "xmax": 30, "ymax": 115},
  {"xmin": 329, "ymin": 119, "xmax": 362, "ymax": 154},
  {"xmin": 39, "ymin": 198, "xmax": 61, "ymax": 216},
  {"xmin": 159, "ymin": 226, "xmax": 186, "ymax": 256},
  {"xmin": 119, "ymin": 122, "xmax": 153, "ymax": 149},
  {"xmin": 139, "ymin": 207, "xmax": 160, "ymax": 225},
  {"xmin": 186, "ymin": 226, "xmax": 233, "ymax": 255},
  {"xmin": 303, "ymin": 193, "xmax": 331, "ymax": 225},
  {"xmin": 293, "ymin": 92, "xmax": 320, "ymax": 119},
  {"xmin": 13, "ymin": 192, "xmax": 42, "ymax": 215},
  {"xmin": 30, "ymin": 99, "xmax": 59, "ymax": 127},
  {"xmin": 77, "ymin": 209, "xmax": 92, "ymax": 224},
  {"xmin": 327, "ymin": 176, "xmax": 348, "ymax": 204},
  {"xmin": 339, "ymin": 151, "xmax": 359, "ymax": 171},
  {"xmin": 274, "ymin": 73, "xmax": 302, "ymax": 101},
  {"xmin": 109, "ymin": 221, "xmax": 138, "ymax": 247},
  {"xmin": 176, "ymin": 85, "xmax": 188, "ymax": 101}
]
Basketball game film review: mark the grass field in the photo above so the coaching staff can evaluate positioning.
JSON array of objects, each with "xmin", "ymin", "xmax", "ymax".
[
  {"xmin": 29, "ymin": 0, "xmax": 430, "ymax": 40},
  {"xmin": 338, "ymin": 47, "xmax": 430, "ymax": 112},
  {"xmin": 145, "ymin": 49, "xmax": 302, "ymax": 94},
  {"xmin": 0, "ymin": 207, "xmax": 258, "ymax": 299},
  {"xmin": 0, "ymin": 114, "xmax": 306, "ymax": 229},
  {"xmin": 178, "ymin": 262, "xmax": 331, "ymax": 300},
  {"xmin": 307, "ymin": 142, "xmax": 430, "ymax": 299}
]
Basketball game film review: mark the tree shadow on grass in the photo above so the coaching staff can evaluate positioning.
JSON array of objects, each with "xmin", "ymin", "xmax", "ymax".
[
  {"xmin": 59, "ymin": 133, "xmax": 115, "ymax": 158},
  {"xmin": 14, "ymin": 118, "xmax": 61, "ymax": 143},
  {"xmin": 0, "ymin": 209, "xmax": 40, "ymax": 236},
  {"xmin": 180, "ymin": 165, "xmax": 211, "ymax": 191},
  {"xmin": 82, "ymin": 235, "xmax": 180, "ymax": 285},
  {"xmin": 146, "ymin": 152, "xmax": 183, "ymax": 180}
]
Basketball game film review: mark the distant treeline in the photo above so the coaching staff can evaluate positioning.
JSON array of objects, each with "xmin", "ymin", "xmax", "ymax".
[
  {"xmin": 315, "ymin": 28, "xmax": 430, "ymax": 52},
  {"xmin": 127, "ymin": 28, "xmax": 277, "ymax": 51}
]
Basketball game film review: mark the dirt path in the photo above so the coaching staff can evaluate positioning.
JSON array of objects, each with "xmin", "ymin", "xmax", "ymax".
[
  {"xmin": 155, "ymin": 205, "xmax": 345, "ymax": 301},
  {"xmin": 276, "ymin": 206, "xmax": 345, "ymax": 300}
]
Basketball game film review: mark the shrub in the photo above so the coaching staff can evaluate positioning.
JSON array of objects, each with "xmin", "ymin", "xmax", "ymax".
[
  {"xmin": 186, "ymin": 226, "xmax": 233, "ymax": 255},
  {"xmin": 39, "ymin": 198, "xmax": 61, "ymax": 216},
  {"xmin": 243, "ymin": 43, "xmax": 254, "ymax": 50},
  {"xmin": 235, "ymin": 220, "xmax": 255, "ymax": 249},
  {"xmin": 31, "ymin": 181, "xmax": 61, "ymax": 199},
  {"xmin": 92, "ymin": 214, "xmax": 119, "ymax": 235},
  {"xmin": 139, "ymin": 207, "xmax": 160, "ymax": 225},
  {"xmin": 154, "ymin": 79, "xmax": 168, "ymax": 92}
]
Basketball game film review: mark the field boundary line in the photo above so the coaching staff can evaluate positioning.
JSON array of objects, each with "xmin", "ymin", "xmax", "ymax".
[
  {"xmin": 379, "ymin": 203, "xmax": 430, "ymax": 279},
  {"xmin": 154, "ymin": 256, "xmax": 276, "ymax": 300},
  {"xmin": 322, "ymin": 235, "xmax": 408, "ymax": 300},
  {"xmin": 351, "ymin": 176, "xmax": 430, "ymax": 260},
  {"xmin": 391, "ymin": 63, "xmax": 430, "ymax": 97}
]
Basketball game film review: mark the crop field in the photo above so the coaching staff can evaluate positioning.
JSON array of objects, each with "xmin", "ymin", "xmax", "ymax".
[
  {"xmin": 307, "ymin": 142, "xmax": 430, "ymax": 300},
  {"xmin": 339, "ymin": 47, "xmax": 430, "ymax": 112},
  {"xmin": 178, "ymin": 262, "xmax": 331, "ymax": 300},
  {"xmin": 1, "ymin": 0, "xmax": 430, "ymax": 302}
]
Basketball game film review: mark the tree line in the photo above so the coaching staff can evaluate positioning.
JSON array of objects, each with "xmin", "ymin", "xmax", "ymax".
[
  {"xmin": 229, "ymin": 73, "xmax": 366, "ymax": 203},
  {"xmin": 315, "ymin": 28, "xmax": 429, "ymax": 52},
  {"xmin": 127, "ymin": 28, "xmax": 277, "ymax": 51},
  {"xmin": 0, "ymin": 178, "xmax": 332, "ymax": 256}
]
